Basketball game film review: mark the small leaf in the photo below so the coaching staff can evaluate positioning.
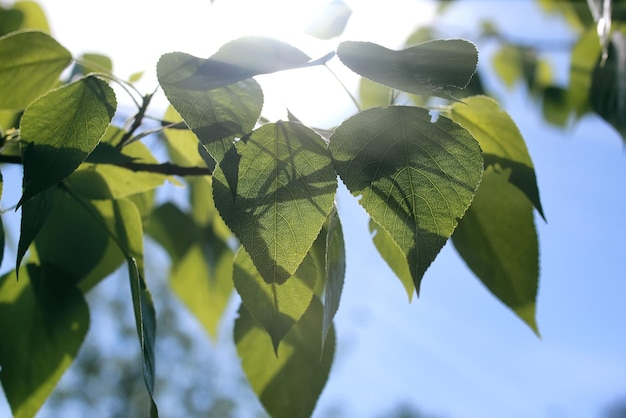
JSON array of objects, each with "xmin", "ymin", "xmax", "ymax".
[
  {"xmin": 234, "ymin": 246, "xmax": 318, "ymax": 352},
  {"xmin": 0, "ymin": 264, "xmax": 89, "ymax": 418},
  {"xmin": 71, "ymin": 52, "xmax": 113, "ymax": 78},
  {"xmin": 12, "ymin": 1, "xmax": 50, "ymax": 33},
  {"xmin": 213, "ymin": 121, "xmax": 337, "ymax": 285},
  {"xmin": 321, "ymin": 205, "xmax": 345, "ymax": 347},
  {"xmin": 305, "ymin": 0, "xmax": 352, "ymax": 40},
  {"xmin": 234, "ymin": 298, "xmax": 335, "ymax": 418},
  {"xmin": 452, "ymin": 167, "xmax": 540, "ymax": 334},
  {"xmin": 569, "ymin": 28, "xmax": 601, "ymax": 116},
  {"xmin": 164, "ymin": 36, "xmax": 315, "ymax": 90},
  {"xmin": 19, "ymin": 75, "xmax": 116, "ymax": 205},
  {"xmin": 337, "ymin": 39, "xmax": 478, "ymax": 101},
  {"xmin": 16, "ymin": 185, "xmax": 55, "ymax": 274},
  {"xmin": 0, "ymin": 30, "xmax": 71, "ymax": 109},
  {"xmin": 449, "ymin": 95, "xmax": 545, "ymax": 219},
  {"xmin": 330, "ymin": 106, "xmax": 483, "ymax": 291},
  {"xmin": 158, "ymin": 54, "xmax": 264, "ymax": 163},
  {"xmin": 369, "ymin": 219, "xmax": 415, "ymax": 301}
]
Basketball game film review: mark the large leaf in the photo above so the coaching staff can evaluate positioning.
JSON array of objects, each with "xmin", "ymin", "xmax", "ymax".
[
  {"xmin": 147, "ymin": 203, "xmax": 234, "ymax": 340},
  {"xmin": 369, "ymin": 219, "xmax": 415, "ymax": 301},
  {"xmin": 212, "ymin": 121, "xmax": 337, "ymax": 285},
  {"xmin": 0, "ymin": 30, "xmax": 71, "ymax": 109},
  {"xmin": 19, "ymin": 75, "xmax": 116, "ymax": 206},
  {"xmin": 452, "ymin": 167, "xmax": 539, "ymax": 334},
  {"xmin": 234, "ymin": 298, "xmax": 335, "ymax": 418},
  {"xmin": 163, "ymin": 36, "xmax": 323, "ymax": 91},
  {"xmin": 233, "ymin": 246, "xmax": 318, "ymax": 352},
  {"xmin": 329, "ymin": 106, "xmax": 483, "ymax": 291},
  {"xmin": 158, "ymin": 54, "xmax": 264, "ymax": 163},
  {"xmin": 0, "ymin": 264, "xmax": 89, "ymax": 418},
  {"xmin": 449, "ymin": 95, "xmax": 545, "ymax": 219},
  {"xmin": 337, "ymin": 39, "xmax": 478, "ymax": 101}
]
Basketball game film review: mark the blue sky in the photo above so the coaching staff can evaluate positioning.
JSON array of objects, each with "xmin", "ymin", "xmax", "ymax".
[{"xmin": 1, "ymin": 1, "xmax": 625, "ymax": 417}]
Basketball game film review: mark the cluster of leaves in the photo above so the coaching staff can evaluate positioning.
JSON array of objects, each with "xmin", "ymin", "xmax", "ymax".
[{"xmin": 0, "ymin": 1, "xmax": 547, "ymax": 417}]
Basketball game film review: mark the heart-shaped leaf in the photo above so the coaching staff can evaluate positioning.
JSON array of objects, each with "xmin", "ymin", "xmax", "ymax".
[
  {"xmin": 0, "ymin": 264, "xmax": 89, "ymax": 418},
  {"xmin": 234, "ymin": 246, "xmax": 318, "ymax": 352},
  {"xmin": 212, "ymin": 121, "xmax": 337, "ymax": 285},
  {"xmin": 330, "ymin": 106, "xmax": 483, "ymax": 291},
  {"xmin": 338, "ymin": 39, "xmax": 478, "ymax": 101},
  {"xmin": 157, "ymin": 53, "xmax": 263, "ymax": 163},
  {"xmin": 234, "ymin": 298, "xmax": 335, "ymax": 418},
  {"xmin": 19, "ymin": 75, "xmax": 116, "ymax": 206},
  {"xmin": 0, "ymin": 30, "xmax": 71, "ymax": 109},
  {"xmin": 165, "ymin": 36, "xmax": 323, "ymax": 91}
]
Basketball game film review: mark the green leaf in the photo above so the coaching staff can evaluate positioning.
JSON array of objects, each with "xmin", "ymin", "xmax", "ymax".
[
  {"xmin": 449, "ymin": 95, "xmax": 545, "ymax": 219},
  {"xmin": 369, "ymin": 219, "xmax": 415, "ymax": 301},
  {"xmin": 452, "ymin": 167, "xmax": 540, "ymax": 334},
  {"xmin": 13, "ymin": 1, "xmax": 50, "ymax": 33},
  {"xmin": 0, "ymin": 264, "xmax": 89, "ymax": 418},
  {"xmin": 16, "ymin": 185, "xmax": 55, "ymax": 274},
  {"xmin": 321, "ymin": 205, "xmax": 345, "ymax": 347},
  {"xmin": 0, "ymin": 6, "xmax": 23, "ymax": 36},
  {"xmin": 233, "ymin": 246, "xmax": 318, "ymax": 352},
  {"xmin": 492, "ymin": 44, "xmax": 524, "ymax": 89},
  {"xmin": 305, "ymin": 0, "xmax": 352, "ymax": 40},
  {"xmin": 147, "ymin": 203, "xmax": 234, "ymax": 339},
  {"xmin": 234, "ymin": 298, "xmax": 335, "ymax": 418},
  {"xmin": 0, "ymin": 30, "xmax": 71, "ymax": 109},
  {"xmin": 359, "ymin": 76, "xmax": 391, "ymax": 109},
  {"xmin": 158, "ymin": 53, "xmax": 264, "ymax": 163},
  {"xmin": 162, "ymin": 36, "xmax": 316, "ymax": 91},
  {"xmin": 19, "ymin": 75, "xmax": 116, "ymax": 206},
  {"xmin": 337, "ymin": 39, "xmax": 478, "ymax": 101},
  {"xmin": 213, "ymin": 121, "xmax": 337, "ymax": 285},
  {"xmin": 569, "ymin": 28, "xmax": 601, "ymax": 116},
  {"xmin": 330, "ymin": 106, "xmax": 483, "ymax": 291},
  {"xmin": 33, "ymin": 186, "xmax": 125, "ymax": 291},
  {"xmin": 71, "ymin": 52, "xmax": 113, "ymax": 78}
]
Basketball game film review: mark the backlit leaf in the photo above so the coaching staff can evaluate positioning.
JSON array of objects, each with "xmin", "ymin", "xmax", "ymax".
[
  {"xmin": 0, "ymin": 264, "xmax": 89, "ymax": 418},
  {"xmin": 337, "ymin": 39, "xmax": 478, "ymax": 101},
  {"xmin": 16, "ymin": 185, "xmax": 55, "ymax": 274},
  {"xmin": 158, "ymin": 53, "xmax": 263, "ymax": 163},
  {"xmin": 305, "ymin": 0, "xmax": 352, "ymax": 40},
  {"xmin": 213, "ymin": 121, "xmax": 337, "ymax": 285},
  {"xmin": 0, "ymin": 30, "xmax": 71, "ymax": 109},
  {"xmin": 330, "ymin": 106, "xmax": 482, "ymax": 291},
  {"xmin": 19, "ymin": 75, "xmax": 116, "ymax": 206},
  {"xmin": 321, "ymin": 205, "xmax": 345, "ymax": 347},
  {"xmin": 234, "ymin": 298, "xmax": 335, "ymax": 418},
  {"xmin": 369, "ymin": 219, "xmax": 415, "ymax": 301},
  {"xmin": 13, "ymin": 1, "xmax": 50, "ymax": 33},
  {"xmin": 449, "ymin": 95, "xmax": 545, "ymax": 219},
  {"xmin": 163, "ymin": 36, "xmax": 314, "ymax": 91},
  {"xmin": 452, "ymin": 167, "xmax": 540, "ymax": 334},
  {"xmin": 233, "ymin": 246, "xmax": 318, "ymax": 352}
]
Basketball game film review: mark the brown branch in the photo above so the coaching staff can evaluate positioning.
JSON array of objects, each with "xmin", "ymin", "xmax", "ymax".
[{"xmin": 0, "ymin": 154, "xmax": 213, "ymax": 177}]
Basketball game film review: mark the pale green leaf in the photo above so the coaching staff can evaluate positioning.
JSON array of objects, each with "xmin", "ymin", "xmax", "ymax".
[
  {"xmin": 71, "ymin": 52, "xmax": 113, "ymax": 78},
  {"xmin": 337, "ymin": 39, "xmax": 478, "ymax": 101},
  {"xmin": 158, "ymin": 53, "xmax": 264, "ymax": 163},
  {"xmin": 161, "ymin": 37, "xmax": 314, "ymax": 91},
  {"xmin": 234, "ymin": 246, "xmax": 318, "ymax": 352},
  {"xmin": 0, "ymin": 30, "xmax": 71, "ymax": 109},
  {"xmin": 234, "ymin": 298, "xmax": 335, "ymax": 418},
  {"xmin": 330, "ymin": 106, "xmax": 483, "ymax": 291},
  {"xmin": 13, "ymin": 1, "xmax": 50, "ymax": 33},
  {"xmin": 305, "ymin": 0, "xmax": 352, "ymax": 40},
  {"xmin": 359, "ymin": 76, "xmax": 391, "ymax": 109},
  {"xmin": 369, "ymin": 219, "xmax": 415, "ymax": 301},
  {"xmin": 449, "ymin": 95, "xmax": 545, "ymax": 219},
  {"xmin": 213, "ymin": 121, "xmax": 337, "ymax": 285},
  {"xmin": 19, "ymin": 75, "xmax": 116, "ymax": 205},
  {"xmin": 569, "ymin": 27, "xmax": 601, "ymax": 116},
  {"xmin": 452, "ymin": 167, "xmax": 540, "ymax": 334},
  {"xmin": 492, "ymin": 44, "xmax": 524, "ymax": 89},
  {"xmin": 0, "ymin": 264, "xmax": 89, "ymax": 418}
]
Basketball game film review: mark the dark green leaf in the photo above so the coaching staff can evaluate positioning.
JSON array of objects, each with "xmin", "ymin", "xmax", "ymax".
[
  {"xmin": 158, "ymin": 54, "xmax": 264, "ymax": 163},
  {"xmin": 0, "ymin": 30, "xmax": 71, "ymax": 109},
  {"xmin": 321, "ymin": 205, "xmax": 345, "ymax": 347},
  {"xmin": 234, "ymin": 246, "xmax": 318, "ymax": 352},
  {"xmin": 449, "ymin": 95, "xmax": 545, "ymax": 219},
  {"xmin": 0, "ymin": 264, "xmax": 89, "ymax": 418},
  {"xmin": 369, "ymin": 219, "xmax": 415, "ymax": 301},
  {"xmin": 452, "ymin": 167, "xmax": 540, "ymax": 334},
  {"xmin": 213, "ymin": 121, "xmax": 337, "ymax": 285},
  {"xmin": 305, "ymin": 0, "xmax": 352, "ymax": 40},
  {"xmin": 16, "ymin": 185, "xmax": 55, "ymax": 274},
  {"xmin": 234, "ymin": 298, "xmax": 335, "ymax": 418},
  {"xmin": 337, "ymin": 39, "xmax": 478, "ymax": 101},
  {"xmin": 330, "ymin": 106, "xmax": 483, "ymax": 291},
  {"xmin": 162, "ymin": 37, "xmax": 323, "ymax": 91},
  {"xmin": 19, "ymin": 75, "xmax": 116, "ymax": 206}
]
